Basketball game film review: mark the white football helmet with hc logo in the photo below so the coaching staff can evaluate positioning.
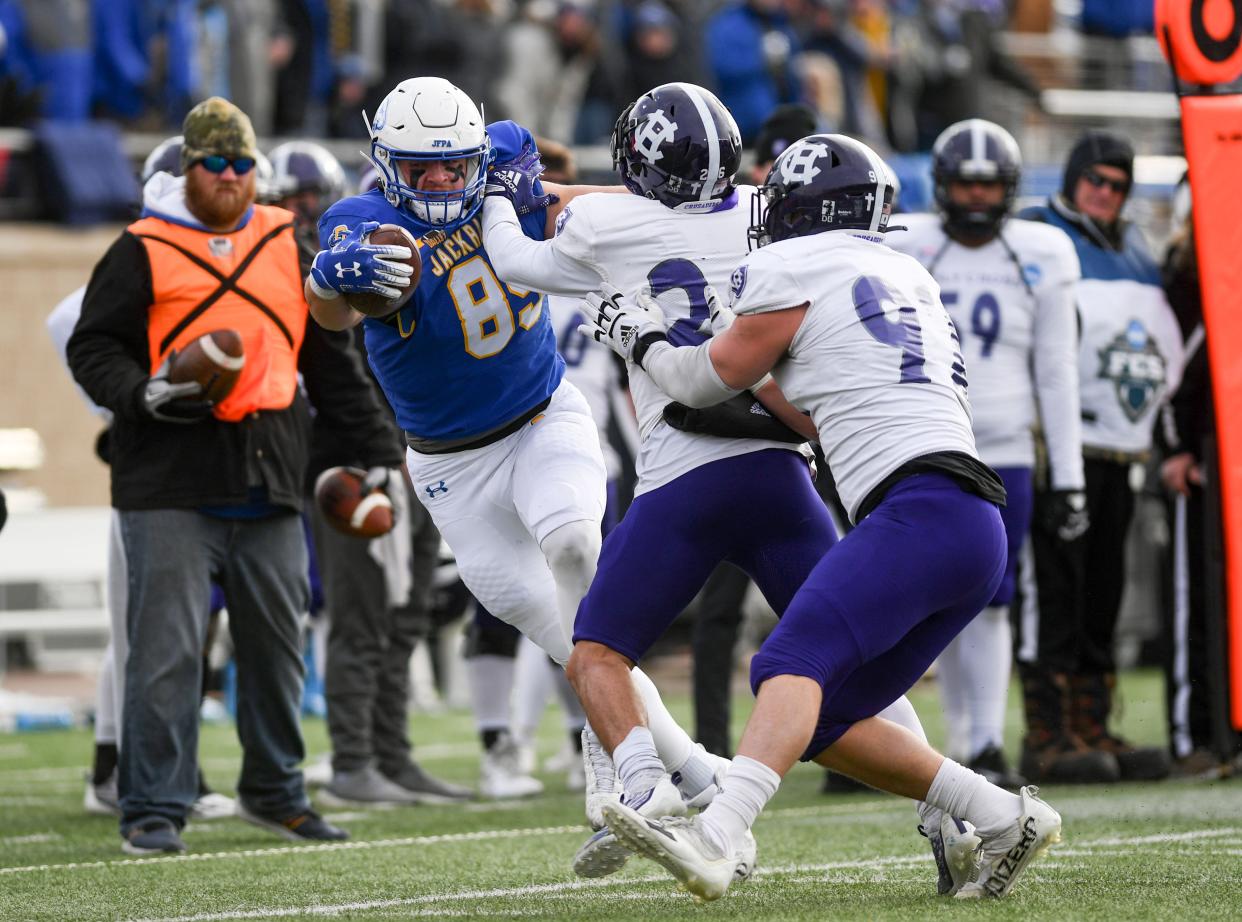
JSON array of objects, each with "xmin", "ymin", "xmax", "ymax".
[{"xmin": 365, "ymin": 77, "xmax": 494, "ymax": 229}]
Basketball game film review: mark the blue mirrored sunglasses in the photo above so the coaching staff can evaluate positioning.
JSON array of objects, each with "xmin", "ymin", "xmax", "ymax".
[{"xmin": 197, "ymin": 155, "xmax": 256, "ymax": 175}]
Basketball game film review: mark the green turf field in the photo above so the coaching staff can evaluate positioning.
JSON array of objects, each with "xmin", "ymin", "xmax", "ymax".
[{"xmin": 1, "ymin": 669, "xmax": 1239, "ymax": 921}]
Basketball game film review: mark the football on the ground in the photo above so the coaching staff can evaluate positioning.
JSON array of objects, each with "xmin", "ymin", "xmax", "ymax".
[
  {"xmin": 345, "ymin": 224, "xmax": 422, "ymax": 318},
  {"xmin": 168, "ymin": 329, "xmax": 245, "ymax": 403},
  {"xmin": 314, "ymin": 466, "xmax": 395, "ymax": 538}
]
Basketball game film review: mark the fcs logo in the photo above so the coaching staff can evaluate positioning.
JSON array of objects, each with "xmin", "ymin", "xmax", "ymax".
[
  {"xmin": 779, "ymin": 141, "xmax": 829, "ymax": 186},
  {"xmin": 632, "ymin": 110, "xmax": 678, "ymax": 165},
  {"xmin": 1097, "ymin": 319, "xmax": 1168, "ymax": 422},
  {"xmin": 336, "ymin": 261, "xmax": 362, "ymax": 279},
  {"xmin": 425, "ymin": 480, "xmax": 449, "ymax": 498}
]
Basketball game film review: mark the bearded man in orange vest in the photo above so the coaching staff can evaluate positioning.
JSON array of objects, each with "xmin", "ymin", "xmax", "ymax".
[{"xmin": 68, "ymin": 98, "xmax": 363, "ymax": 855}]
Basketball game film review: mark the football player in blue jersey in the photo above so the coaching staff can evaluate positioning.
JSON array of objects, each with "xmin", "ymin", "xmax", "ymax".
[{"xmin": 303, "ymin": 76, "xmax": 722, "ymax": 824}]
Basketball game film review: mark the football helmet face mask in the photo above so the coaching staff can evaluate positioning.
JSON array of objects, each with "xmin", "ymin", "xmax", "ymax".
[
  {"xmin": 611, "ymin": 82, "xmax": 742, "ymax": 212},
  {"xmin": 931, "ymin": 118, "xmax": 1021, "ymax": 239},
  {"xmin": 268, "ymin": 140, "xmax": 347, "ymax": 221},
  {"xmin": 365, "ymin": 77, "xmax": 493, "ymax": 229},
  {"xmin": 142, "ymin": 136, "xmax": 184, "ymax": 183},
  {"xmin": 749, "ymin": 133, "xmax": 897, "ymax": 248}
]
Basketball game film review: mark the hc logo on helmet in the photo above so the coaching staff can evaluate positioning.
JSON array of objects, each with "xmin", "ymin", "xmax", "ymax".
[
  {"xmin": 779, "ymin": 142, "xmax": 828, "ymax": 186},
  {"xmin": 633, "ymin": 110, "xmax": 678, "ymax": 165},
  {"xmin": 425, "ymin": 480, "xmax": 449, "ymax": 498}
]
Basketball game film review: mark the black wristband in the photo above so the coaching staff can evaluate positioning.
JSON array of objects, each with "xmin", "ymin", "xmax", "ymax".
[{"xmin": 632, "ymin": 331, "xmax": 669, "ymax": 369}]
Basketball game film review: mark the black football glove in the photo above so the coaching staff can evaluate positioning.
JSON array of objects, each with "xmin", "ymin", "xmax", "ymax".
[
  {"xmin": 1043, "ymin": 489, "xmax": 1089, "ymax": 542},
  {"xmin": 138, "ymin": 350, "xmax": 214, "ymax": 424}
]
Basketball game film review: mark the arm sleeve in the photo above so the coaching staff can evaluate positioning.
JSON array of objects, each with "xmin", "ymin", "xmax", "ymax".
[
  {"xmin": 1031, "ymin": 238, "xmax": 1085, "ymax": 491},
  {"xmin": 481, "ymin": 196, "xmax": 604, "ymax": 296},
  {"xmin": 298, "ymin": 321, "xmax": 404, "ymax": 470},
  {"xmin": 641, "ymin": 339, "xmax": 742, "ymax": 408},
  {"xmin": 65, "ymin": 232, "xmax": 155, "ymax": 422}
]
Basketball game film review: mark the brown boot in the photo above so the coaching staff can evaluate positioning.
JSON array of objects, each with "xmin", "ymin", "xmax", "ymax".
[
  {"xmin": 1070, "ymin": 673, "xmax": 1171, "ymax": 781},
  {"xmin": 1018, "ymin": 667, "xmax": 1119, "ymax": 784}
]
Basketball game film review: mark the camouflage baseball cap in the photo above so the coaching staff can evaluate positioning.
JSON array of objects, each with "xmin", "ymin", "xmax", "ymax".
[{"xmin": 180, "ymin": 97, "xmax": 258, "ymax": 170}]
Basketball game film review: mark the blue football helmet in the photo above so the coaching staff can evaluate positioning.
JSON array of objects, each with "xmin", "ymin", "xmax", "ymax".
[
  {"xmin": 749, "ymin": 133, "xmax": 897, "ymax": 248},
  {"xmin": 141, "ymin": 136, "xmax": 184, "ymax": 183},
  {"xmin": 611, "ymin": 82, "xmax": 742, "ymax": 212},
  {"xmin": 931, "ymin": 118, "xmax": 1021, "ymax": 238},
  {"xmin": 364, "ymin": 77, "xmax": 493, "ymax": 229}
]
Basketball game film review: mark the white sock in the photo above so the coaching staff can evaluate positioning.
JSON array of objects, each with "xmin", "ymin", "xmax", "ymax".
[
  {"xmin": 924, "ymin": 757, "xmax": 1021, "ymax": 840},
  {"xmin": 630, "ymin": 667, "xmax": 695, "ymax": 769},
  {"xmin": 936, "ymin": 640, "xmax": 973, "ymax": 761},
  {"xmin": 467, "ymin": 654, "xmax": 515, "ymax": 732},
  {"xmin": 962, "ymin": 606, "xmax": 1012, "ymax": 757},
  {"xmin": 613, "ymin": 726, "xmax": 665, "ymax": 797},
  {"xmin": 699, "ymin": 756, "xmax": 780, "ymax": 855},
  {"xmin": 512, "ymin": 637, "xmax": 554, "ymax": 741}
]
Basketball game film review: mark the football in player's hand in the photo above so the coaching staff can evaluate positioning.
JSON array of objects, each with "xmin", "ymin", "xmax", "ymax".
[
  {"xmin": 168, "ymin": 329, "xmax": 245, "ymax": 403},
  {"xmin": 345, "ymin": 224, "xmax": 422, "ymax": 319},
  {"xmin": 314, "ymin": 466, "xmax": 395, "ymax": 538}
]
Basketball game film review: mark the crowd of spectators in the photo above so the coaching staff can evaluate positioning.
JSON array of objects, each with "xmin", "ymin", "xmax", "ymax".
[{"xmin": 0, "ymin": 0, "xmax": 1139, "ymax": 156}]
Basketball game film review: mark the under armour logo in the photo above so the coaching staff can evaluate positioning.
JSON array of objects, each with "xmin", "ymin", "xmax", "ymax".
[
  {"xmin": 779, "ymin": 141, "xmax": 828, "ymax": 186},
  {"xmin": 632, "ymin": 110, "xmax": 678, "ymax": 165},
  {"xmin": 336, "ymin": 261, "xmax": 362, "ymax": 279},
  {"xmin": 425, "ymin": 480, "xmax": 449, "ymax": 498}
]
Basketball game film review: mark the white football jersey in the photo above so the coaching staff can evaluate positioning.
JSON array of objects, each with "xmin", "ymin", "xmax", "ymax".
[
  {"xmin": 1077, "ymin": 279, "xmax": 1183, "ymax": 454},
  {"xmin": 888, "ymin": 214, "xmax": 1085, "ymax": 489},
  {"xmin": 731, "ymin": 230, "xmax": 978, "ymax": 521},
  {"xmin": 549, "ymin": 188, "xmax": 794, "ymax": 494},
  {"xmin": 546, "ymin": 294, "xmax": 623, "ymax": 479}
]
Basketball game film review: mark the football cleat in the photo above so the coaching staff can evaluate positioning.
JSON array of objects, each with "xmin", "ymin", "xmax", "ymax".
[
  {"xmin": 919, "ymin": 808, "xmax": 982, "ymax": 895},
  {"xmin": 573, "ymin": 775, "xmax": 686, "ymax": 878},
  {"xmin": 603, "ymin": 802, "xmax": 756, "ymax": 902},
  {"xmin": 582, "ymin": 726, "xmax": 620, "ymax": 829},
  {"xmin": 480, "ymin": 735, "xmax": 544, "ymax": 800},
  {"xmin": 956, "ymin": 785, "xmax": 1062, "ymax": 899},
  {"xmin": 84, "ymin": 772, "xmax": 121, "ymax": 817}
]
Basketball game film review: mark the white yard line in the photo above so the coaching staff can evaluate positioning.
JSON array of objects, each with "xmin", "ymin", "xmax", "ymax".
[
  {"xmin": 124, "ymin": 858, "xmax": 935, "ymax": 922},
  {"xmin": 1, "ymin": 799, "xmax": 908, "ymax": 875},
  {"xmin": 0, "ymin": 832, "xmax": 60, "ymax": 845}
]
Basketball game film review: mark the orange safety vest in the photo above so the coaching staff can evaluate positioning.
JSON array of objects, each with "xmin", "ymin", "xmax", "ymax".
[{"xmin": 130, "ymin": 204, "xmax": 309, "ymax": 422}]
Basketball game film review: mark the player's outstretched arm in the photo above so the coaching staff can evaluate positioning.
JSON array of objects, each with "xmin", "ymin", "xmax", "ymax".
[
  {"xmin": 305, "ymin": 279, "xmax": 364, "ymax": 331},
  {"xmin": 480, "ymin": 193, "xmax": 604, "ymax": 296},
  {"xmin": 581, "ymin": 289, "xmax": 806, "ymax": 408},
  {"xmin": 540, "ymin": 182, "xmax": 624, "ymax": 238}
]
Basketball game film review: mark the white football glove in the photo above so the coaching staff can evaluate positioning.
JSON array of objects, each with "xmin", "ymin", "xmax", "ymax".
[
  {"xmin": 696, "ymin": 283, "xmax": 735, "ymax": 337},
  {"xmin": 577, "ymin": 289, "xmax": 669, "ymax": 367}
]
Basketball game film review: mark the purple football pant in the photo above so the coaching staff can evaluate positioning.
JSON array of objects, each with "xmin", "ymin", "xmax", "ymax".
[
  {"xmin": 748, "ymin": 473, "xmax": 1007, "ymax": 761},
  {"xmin": 991, "ymin": 466, "xmax": 1032, "ymax": 606},
  {"xmin": 573, "ymin": 449, "xmax": 838, "ymax": 663}
]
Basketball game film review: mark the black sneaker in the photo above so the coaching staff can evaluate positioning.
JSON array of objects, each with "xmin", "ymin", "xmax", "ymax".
[
  {"xmin": 122, "ymin": 818, "xmax": 186, "ymax": 855},
  {"xmin": 237, "ymin": 803, "xmax": 349, "ymax": 842},
  {"xmin": 382, "ymin": 761, "xmax": 473, "ymax": 804},
  {"xmin": 968, "ymin": 744, "xmax": 1028, "ymax": 790}
]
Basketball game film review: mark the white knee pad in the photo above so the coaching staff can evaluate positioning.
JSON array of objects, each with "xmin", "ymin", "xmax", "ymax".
[{"xmin": 541, "ymin": 520, "xmax": 601, "ymax": 594}]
